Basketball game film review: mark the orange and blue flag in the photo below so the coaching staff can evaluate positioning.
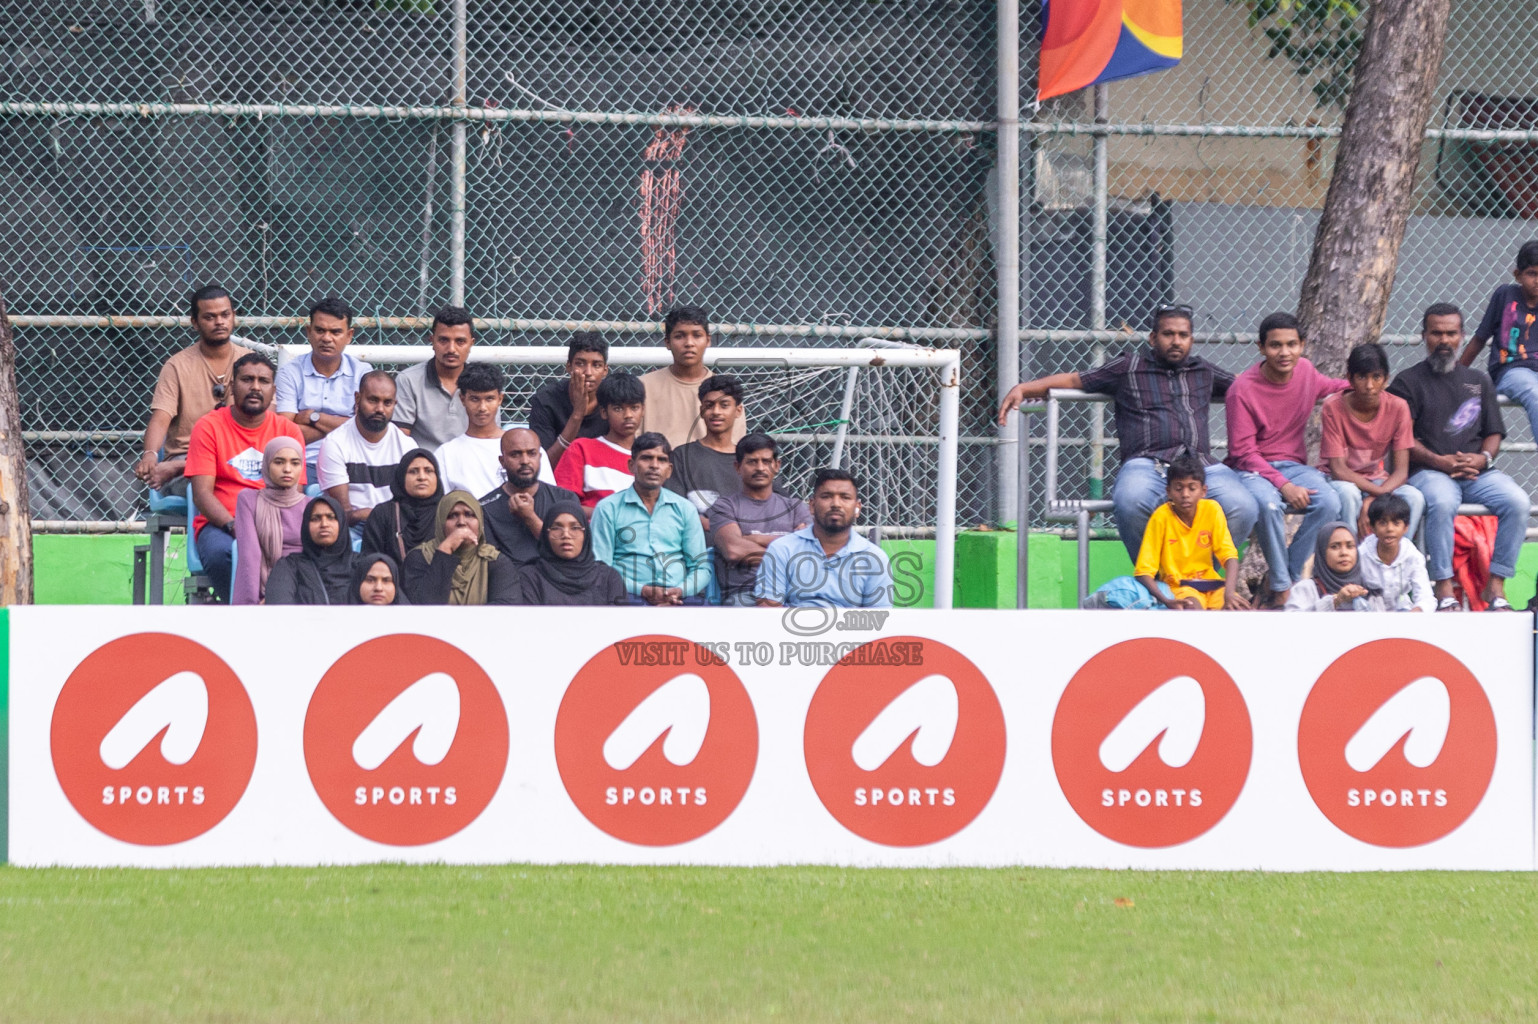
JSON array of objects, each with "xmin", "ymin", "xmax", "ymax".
[{"xmin": 1038, "ymin": 0, "xmax": 1183, "ymax": 101}]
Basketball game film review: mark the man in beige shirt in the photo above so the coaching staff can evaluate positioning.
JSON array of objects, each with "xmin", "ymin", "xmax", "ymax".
[
  {"xmin": 640, "ymin": 305, "xmax": 748, "ymax": 448},
  {"xmin": 133, "ymin": 285, "xmax": 252, "ymax": 497}
]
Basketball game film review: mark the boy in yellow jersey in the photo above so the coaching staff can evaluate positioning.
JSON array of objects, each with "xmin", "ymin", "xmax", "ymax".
[{"xmin": 1134, "ymin": 453, "xmax": 1250, "ymax": 610}]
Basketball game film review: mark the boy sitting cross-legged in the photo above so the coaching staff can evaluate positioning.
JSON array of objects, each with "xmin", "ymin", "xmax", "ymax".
[
  {"xmin": 1356, "ymin": 492, "xmax": 1435, "ymax": 612},
  {"xmin": 1133, "ymin": 453, "xmax": 1250, "ymax": 610}
]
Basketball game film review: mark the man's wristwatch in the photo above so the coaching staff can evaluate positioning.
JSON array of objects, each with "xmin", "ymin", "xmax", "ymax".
[
  {"xmin": 1484, "ymin": 450, "xmax": 1496, "ymax": 469},
  {"xmin": 308, "ymin": 410, "xmax": 322, "ymax": 426},
  {"xmin": 220, "ymin": 521, "xmax": 236, "ymax": 537}
]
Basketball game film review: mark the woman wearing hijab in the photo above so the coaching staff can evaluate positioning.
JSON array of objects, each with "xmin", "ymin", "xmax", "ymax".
[
  {"xmin": 402, "ymin": 490, "xmax": 520, "ymax": 605},
  {"xmin": 231, "ymin": 436, "xmax": 308, "ymax": 605},
  {"xmin": 349, "ymin": 553, "xmax": 410, "ymax": 606},
  {"xmin": 516, "ymin": 501, "xmax": 627, "ymax": 606},
  {"xmin": 360, "ymin": 449, "xmax": 444, "ymax": 563},
  {"xmin": 1284, "ymin": 521, "xmax": 1386, "ymax": 612},
  {"xmin": 265, "ymin": 495, "xmax": 357, "ymax": 605}
]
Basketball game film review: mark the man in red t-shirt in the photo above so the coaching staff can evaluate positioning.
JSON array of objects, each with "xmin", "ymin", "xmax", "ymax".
[
  {"xmin": 554, "ymin": 372, "xmax": 644, "ymax": 512},
  {"xmin": 186, "ymin": 353, "xmax": 305, "ymax": 602}
]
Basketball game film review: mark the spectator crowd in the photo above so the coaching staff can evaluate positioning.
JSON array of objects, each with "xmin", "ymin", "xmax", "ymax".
[
  {"xmin": 136, "ymin": 289, "xmax": 892, "ymax": 609},
  {"xmin": 999, "ymin": 240, "xmax": 1538, "ymax": 611},
  {"xmin": 139, "ymin": 236, "xmax": 1538, "ymax": 614}
]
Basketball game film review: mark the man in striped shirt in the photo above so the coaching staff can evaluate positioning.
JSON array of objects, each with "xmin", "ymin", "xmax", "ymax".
[
  {"xmin": 999, "ymin": 304, "xmax": 1258, "ymax": 560},
  {"xmin": 554, "ymin": 372, "xmax": 645, "ymax": 512}
]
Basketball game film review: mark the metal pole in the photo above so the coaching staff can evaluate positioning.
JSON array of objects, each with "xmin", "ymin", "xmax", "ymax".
[
  {"xmin": 449, "ymin": 0, "xmax": 468, "ymax": 307},
  {"xmin": 934, "ymin": 354, "xmax": 961, "ymax": 609},
  {"xmin": 1017, "ymin": 409, "xmax": 1031, "ymax": 608},
  {"xmin": 995, "ymin": 0, "xmax": 1021, "ymax": 526},
  {"xmin": 830, "ymin": 365, "xmax": 860, "ymax": 468},
  {"xmin": 1089, "ymin": 83, "xmax": 1109, "ymax": 502},
  {"xmin": 1044, "ymin": 392, "xmax": 1061, "ymax": 504}
]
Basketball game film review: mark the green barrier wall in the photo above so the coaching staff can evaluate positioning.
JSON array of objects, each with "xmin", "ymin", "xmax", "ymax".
[{"xmin": 27, "ymin": 532, "xmax": 1538, "ymax": 609}]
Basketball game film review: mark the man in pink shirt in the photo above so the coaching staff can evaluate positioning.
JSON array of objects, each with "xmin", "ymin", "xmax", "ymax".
[{"xmin": 1225, "ymin": 312, "xmax": 1350, "ymax": 601}]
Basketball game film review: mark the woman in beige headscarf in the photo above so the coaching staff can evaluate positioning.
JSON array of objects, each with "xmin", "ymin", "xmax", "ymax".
[{"xmin": 402, "ymin": 490, "xmax": 520, "ymax": 604}]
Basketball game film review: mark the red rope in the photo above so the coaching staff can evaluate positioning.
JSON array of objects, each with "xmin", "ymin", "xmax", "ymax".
[{"xmin": 639, "ymin": 105, "xmax": 696, "ymax": 315}]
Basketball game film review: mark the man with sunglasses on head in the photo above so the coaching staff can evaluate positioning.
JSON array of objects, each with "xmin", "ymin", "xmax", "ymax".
[
  {"xmin": 133, "ymin": 285, "xmax": 253, "ymax": 497},
  {"xmin": 999, "ymin": 303, "xmax": 1258, "ymax": 561}
]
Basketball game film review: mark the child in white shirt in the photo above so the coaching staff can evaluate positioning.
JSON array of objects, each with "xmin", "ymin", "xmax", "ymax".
[{"xmin": 1357, "ymin": 493, "xmax": 1434, "ymax": 612}]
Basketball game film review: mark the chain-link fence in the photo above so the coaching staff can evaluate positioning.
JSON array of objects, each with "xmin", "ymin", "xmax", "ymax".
[
  {"xmin": 5, "ymin": 0, "xmax": 1538, "ymax": 531},
  {"xmin": 1026, "ymin": 0, "xmax": 1538, "ymax": 527}
]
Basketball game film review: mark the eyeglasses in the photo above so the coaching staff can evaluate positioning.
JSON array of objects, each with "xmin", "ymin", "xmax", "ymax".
[
  {"xmin": 211, "ymin": 383, "xmax": 227, "ymax": 402},
  {"xmin": 1153, "ymin": 303, "xmax": 1195, "ymax": 319}
]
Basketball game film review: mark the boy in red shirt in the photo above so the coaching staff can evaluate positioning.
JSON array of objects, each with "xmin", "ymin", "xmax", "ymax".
[
  {"xmin": 554, "ymin": 373, "xmax": 644, "ymax": 511},
  {"xmin": 185, "ymin": 353, "xmax": 305, "ymax": 602},
  {"xmin": 1319, "ymin": 342, "xmax": 1423, "ymax": 539}
]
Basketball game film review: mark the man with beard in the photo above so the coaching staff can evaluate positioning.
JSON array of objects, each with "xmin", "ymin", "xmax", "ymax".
[
  {"xmin": 478, "ymin": 428, "xmax": 580, "ymax": 565},
  {"xmin": 318, "ymin": 371, "xmax": 415, "ymax": 540},
  {"xmin": 707, "ymin": 434, "xmax": 809, "ymax": 606},
  {"xmin": 1389, "ymin": 303, "xmax": 1529, "ymax": 611},
  {"xmin": 185, "ymin": 353, "xmax": 305, "ymax": 602},
  {"xmin": 755, "ymin": 468, "xmax": 891, "ymax": 608},
  {"xmin": 135, "ymin": 285, "xmax": 253, "ymax": 496},
  {"xmin": 998, "ymin": 303, "xmax": 1258, "ymax": 561}
]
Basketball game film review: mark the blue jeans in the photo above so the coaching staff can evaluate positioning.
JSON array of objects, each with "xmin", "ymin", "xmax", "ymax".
[
  {"xmin": 1112, "ymin": 458, "xmax": 1259, "ymax": 562},
  {"xmin": 1329, "ymin": 480, "xmax": 1424, "ymax": 539},
  {"xmin": 1240, "ymin": 461, "xmax": 1341, "ymax": 592},
  {"xmin": 194, "ymin": 524, "xmax": 235, "ymax": 604},
  {"xmin": 1407, "ymin": 468, "xmax": 1530, "ymax": 582},
  {"xmin": 1497, "ymin": 366, "xmax": 1538, "ymax": 438}
]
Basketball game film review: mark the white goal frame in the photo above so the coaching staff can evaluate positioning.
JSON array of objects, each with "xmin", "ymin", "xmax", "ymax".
[{"xmin": 282, "ymin": 343, "xmax": 961, "ymax": 608}]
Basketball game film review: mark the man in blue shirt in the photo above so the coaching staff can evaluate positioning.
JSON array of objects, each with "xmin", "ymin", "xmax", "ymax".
[
  {"xmin": 755, "ymin": 468, "xmax": 892, "ymax": 608},
  {"xmin": 275, "ymin": 296, "xmax": 373, "ymax": 485},
  {"xmin": 592, "ymin": 432, "xmax": 711, "ymax": 605}
]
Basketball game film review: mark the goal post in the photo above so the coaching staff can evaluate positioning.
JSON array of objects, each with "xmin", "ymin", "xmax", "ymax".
[{"xmin": 287, "ymin": 343, "xmax": 961, "ymax": 608}]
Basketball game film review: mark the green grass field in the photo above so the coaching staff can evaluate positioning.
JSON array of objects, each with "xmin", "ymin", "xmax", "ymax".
[{"xmin": 0, "ymin": 865, "xmax": 1534, "ymax": 1022}]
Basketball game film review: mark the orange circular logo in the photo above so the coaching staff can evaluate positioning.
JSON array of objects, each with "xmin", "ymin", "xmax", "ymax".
[
  {"xmin": 50, "ymin": 633, "xmax": 258, "ymax": 846},
  {"xmin": 803, "ymin": 637, "xmax": 1005, "ymax": 847},
  {"xmin": 303, "ymin": 635, "xmax": 509, "ymax": 846},
  {"xmin": 554, "ymin": 635, "xmax": 757, "ymax": 846},
  {"xmin": 1298, "ymin": 639, "xmax": 1496, "ymax": 847},
  {"xmin": 1052, "ymin": 639, "xmax": 1251, "ymax": 848}
]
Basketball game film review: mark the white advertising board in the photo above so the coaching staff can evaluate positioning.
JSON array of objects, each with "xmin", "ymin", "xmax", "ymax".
[{"xmin": 7, "ymin": 607, "xmax": 1533, "ymax": 870}]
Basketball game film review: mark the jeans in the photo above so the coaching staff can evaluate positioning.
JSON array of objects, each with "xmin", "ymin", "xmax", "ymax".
[
  {"xmin": 194, "ymin": 524, "xmax": 235, "ymax": 604},
  {"xmin": 1112, "ymin": 458, "xmax": 1259, "ymax": 562},
  {"xmin": 1497, "ymin": 366, "xmax": 1538, "ymax": 438},
  {"xmin": 1407, "ymin": 468, "xmax": 1530, "ymax": 581},
  {"xmin": 1240, "ymin": 461, "xmax": 1342, "ymax": 592},
  {"xmin": 1329, "ymin": 480, "xmax": 1425, "ymax": 539}
]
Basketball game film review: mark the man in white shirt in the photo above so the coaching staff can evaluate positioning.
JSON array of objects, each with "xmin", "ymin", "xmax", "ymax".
[
  {"xmin": 436, "ymin": 363, "xmax": 554, "ymax": 495},
  {"xmin": 318, "ymin": 370, "xmax": 416, "ymax": 540}
]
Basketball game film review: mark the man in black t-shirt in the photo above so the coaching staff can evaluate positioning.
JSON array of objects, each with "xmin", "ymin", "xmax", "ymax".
[
  {"xmin": 479, "ymin": 428, "xmax": 581, "ymax": 564},
  {"xmin": 1390, "ymin": 303, "xmax": 1530, "ymax": 610},
  {"xmin": 528, "ymin": 332, "xmax": 609, "ymax": 460},
  {"xmin": 666, "ymin": 374, "xmax": 745, "ymax": 521},
  {"xmin": 1459, "ymin": 240, "xmax": 1538, "ymax": 437}
]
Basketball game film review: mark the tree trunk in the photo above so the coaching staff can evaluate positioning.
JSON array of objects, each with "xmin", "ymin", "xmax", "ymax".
[
  {"xmin": 1297, "ymin": 0, "xmax": 1452, "ymax": 374},
  {"xmin": 1238, "ymin": 0, "xmax": 1451, "ymax": 600},
  {"xmin": 0, "ymin": 292, "xmax": 33, "ymax": 604}
]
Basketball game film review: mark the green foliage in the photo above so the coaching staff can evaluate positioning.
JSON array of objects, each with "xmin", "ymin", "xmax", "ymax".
[{"xmin": 1228, "ymin": 0, "xmax": 1365, "ymax": 109}]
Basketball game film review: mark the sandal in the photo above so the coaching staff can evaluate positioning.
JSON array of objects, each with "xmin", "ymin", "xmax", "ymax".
[
  {"xmin": 1486, "ymin": 598, "xmax": 1515, "ymax": 612},
  {"xmin": 1436, "ymin": 597, "xmax": 1461, "ymax": 612}
]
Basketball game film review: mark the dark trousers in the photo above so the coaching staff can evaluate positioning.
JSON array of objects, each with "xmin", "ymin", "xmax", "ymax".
[{"xmin": 194, "ymin": 525, "xmax": 235, "ymax": 603}]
